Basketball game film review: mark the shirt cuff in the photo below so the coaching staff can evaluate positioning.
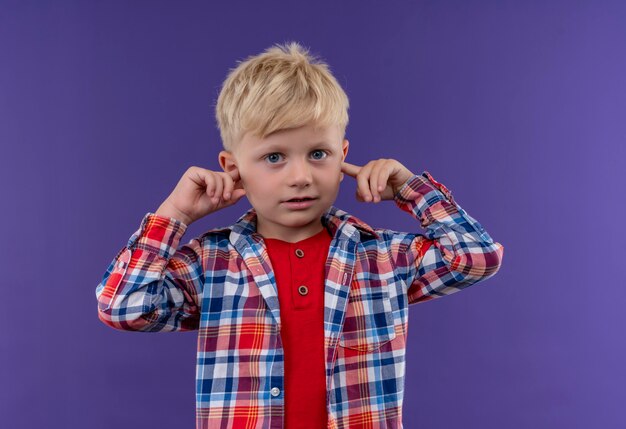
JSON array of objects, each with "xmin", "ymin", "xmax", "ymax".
[
  {"xmin": 393, "ymin": 170, "xmax": 456, "ymax": 224},
  {"xmin": 125, "ymin": 212, "xmax": 189, "ymax": 260}
]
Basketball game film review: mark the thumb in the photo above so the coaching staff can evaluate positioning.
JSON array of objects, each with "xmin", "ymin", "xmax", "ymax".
[{"xmin": 230, "ymin": 188, "xmax": 247, "ymax": 201}]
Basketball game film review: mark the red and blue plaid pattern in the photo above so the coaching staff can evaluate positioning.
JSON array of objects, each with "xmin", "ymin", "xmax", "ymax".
[{"xmin": 96, "ymin": 171, "xmax": 504, "ymax": 428}]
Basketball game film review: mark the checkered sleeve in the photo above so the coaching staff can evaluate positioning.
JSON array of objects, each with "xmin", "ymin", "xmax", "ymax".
[
  {"xmin": 95, "ymin": 213, "xmax": 203, "ymax": 332},
  {"xmin": 392, "ymin": 171, "xmax": 505, "ymax": 305}
]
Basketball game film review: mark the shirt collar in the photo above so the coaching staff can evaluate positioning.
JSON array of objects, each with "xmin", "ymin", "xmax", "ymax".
[{"xmin": 209, "ymin": 205, "xmax": 380, "ymax": 245}]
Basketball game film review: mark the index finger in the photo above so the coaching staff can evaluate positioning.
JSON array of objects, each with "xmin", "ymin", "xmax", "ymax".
[
  {"xmin": 341, "ymin": 161, "xmax": 361, "ymax": 178},
  {"xmin": 225, "ymin": 168, "xmax": 241, "ymax": 182}
]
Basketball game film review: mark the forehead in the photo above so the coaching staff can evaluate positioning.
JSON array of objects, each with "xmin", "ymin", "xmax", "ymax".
[{"xmin": 241, "ymin": 124, "xmax": 342, "ymax": 152}]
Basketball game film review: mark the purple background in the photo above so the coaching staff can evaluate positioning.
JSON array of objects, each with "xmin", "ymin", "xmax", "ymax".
[{"xmin": 2, "ymin": 1, "xmax": 624, "ymax": 428}]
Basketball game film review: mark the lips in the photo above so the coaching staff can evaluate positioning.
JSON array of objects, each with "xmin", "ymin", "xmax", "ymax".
[
  {"xmin": 284, "ymin": 196, "xmax": 317, "ymax": 202},
  {"xmin": 282, "ymin": 197, "xmax": 317, "ymax": 210}
]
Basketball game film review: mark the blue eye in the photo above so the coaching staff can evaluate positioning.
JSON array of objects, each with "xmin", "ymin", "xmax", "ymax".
[
  {"xmin": 263, "ymin": 150, "xmax": 327, "ymax": 164},
  {"xmin": 264, "ymin": 153, "xmax": 283, "ymax": 163},
  {"xmin": 311, "ymin": 150, "xmax": 327, "ymax": 160}
]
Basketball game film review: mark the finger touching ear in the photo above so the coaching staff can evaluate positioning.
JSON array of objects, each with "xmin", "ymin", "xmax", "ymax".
[{"xmin": 341, "ymin": 161, "xmax": 360, "ymax": 178}]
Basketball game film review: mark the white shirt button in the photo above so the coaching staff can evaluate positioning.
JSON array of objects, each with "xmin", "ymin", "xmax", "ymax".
[{"xmin": 270, "ymin": 387, "xmax": 280, "ymax": 397}]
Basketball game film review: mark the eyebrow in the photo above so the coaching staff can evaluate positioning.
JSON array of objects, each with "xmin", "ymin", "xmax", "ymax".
[{"xmin": 257, "ymin": 141, "xmax": 335, "ymax": 152}]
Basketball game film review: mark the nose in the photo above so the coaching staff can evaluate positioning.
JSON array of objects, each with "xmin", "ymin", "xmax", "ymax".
[{"xmin": 287, "ymin": 157, "xmax": 313, "ymax": 187}]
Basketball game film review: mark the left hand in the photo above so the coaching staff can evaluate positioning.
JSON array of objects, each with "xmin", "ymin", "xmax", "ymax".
[{"xmin": 341, "ymin": 159, "xmax": 415, "ymax": 203}]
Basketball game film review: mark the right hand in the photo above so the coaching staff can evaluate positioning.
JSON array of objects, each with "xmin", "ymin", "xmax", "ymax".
[{"xmin": 156, "ymin": 166, "xmax": 246, "ymax": 225}]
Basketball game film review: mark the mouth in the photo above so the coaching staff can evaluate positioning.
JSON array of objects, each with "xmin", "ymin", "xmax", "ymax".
[
  {"xmin": 282, "ymin": 197, "xmax": 318, "ymax": 203},
  {"xmin": 281, "ymin": 197, "xmax": 318, "ymax": 209}
]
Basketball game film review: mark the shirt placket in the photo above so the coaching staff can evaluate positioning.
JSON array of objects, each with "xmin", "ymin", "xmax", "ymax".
[{"xmin": 290, "ymin": 243, "xmax": 314, "ymax": 310}]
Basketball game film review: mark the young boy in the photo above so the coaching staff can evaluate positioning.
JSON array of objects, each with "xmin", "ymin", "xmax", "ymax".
[{"xmin": 96, "ymin": 42, "xmax": 504, "ymax": 429}]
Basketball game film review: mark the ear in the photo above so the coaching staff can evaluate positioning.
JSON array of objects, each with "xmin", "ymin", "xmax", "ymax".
[
  {"xmin": 340, "ymin": 139, "xmax": 349, "ymax": 182},
  {"xmin": 218, "ymin": 150, "xmax": 238, "ymax": 174}
]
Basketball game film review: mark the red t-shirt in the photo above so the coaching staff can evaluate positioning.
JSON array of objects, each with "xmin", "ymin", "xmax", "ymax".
[{"xmin": 264, "ymin": 227, "xmax": 332, "ymax": 429}]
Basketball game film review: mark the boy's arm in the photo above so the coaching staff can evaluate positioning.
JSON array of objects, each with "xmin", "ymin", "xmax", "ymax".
[
  {"xmin": 95, "ymin": 213, "xmax": 205, "ymax": 332},
  {"xmin": 391, "ymin": 171, "xmax": 504, "ymax": 305}
]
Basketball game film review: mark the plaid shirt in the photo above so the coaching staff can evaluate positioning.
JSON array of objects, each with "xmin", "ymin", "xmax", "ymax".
[{"xmin": 96, "ymin": 171, "xmax": 504, "ymax": 429}]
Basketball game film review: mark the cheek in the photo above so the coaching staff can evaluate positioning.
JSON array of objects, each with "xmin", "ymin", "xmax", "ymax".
[
  {"xmin": 323, "ymin": 170, "xmax": 343, "ymax": 188},
  {"xmin": 240, "ymin": 170, "xmax": 270, "ymax": 192},
  {"xmin": 328, "ymin": 164, "xmax": 343, "ymax": 180},
  {"xmin": 239, "ymin": 167, "xmax": 258, "ymax": 187}
]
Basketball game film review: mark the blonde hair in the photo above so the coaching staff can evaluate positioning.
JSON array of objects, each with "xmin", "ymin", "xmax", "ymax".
[{"xmin": 214, "ymin": 41, "xmax": 350, "ymax": 152}]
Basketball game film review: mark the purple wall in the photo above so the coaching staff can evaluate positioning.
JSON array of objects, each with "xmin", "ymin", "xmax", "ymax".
[{"xmin": 2, "ymin": 1, "xmax": 624, "ymax": 428}]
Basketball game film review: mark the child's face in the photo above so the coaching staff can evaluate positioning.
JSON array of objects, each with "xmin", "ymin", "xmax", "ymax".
[{"xmin": 219, "ymin": 123, "xmax": 349, "ymax": 242}]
